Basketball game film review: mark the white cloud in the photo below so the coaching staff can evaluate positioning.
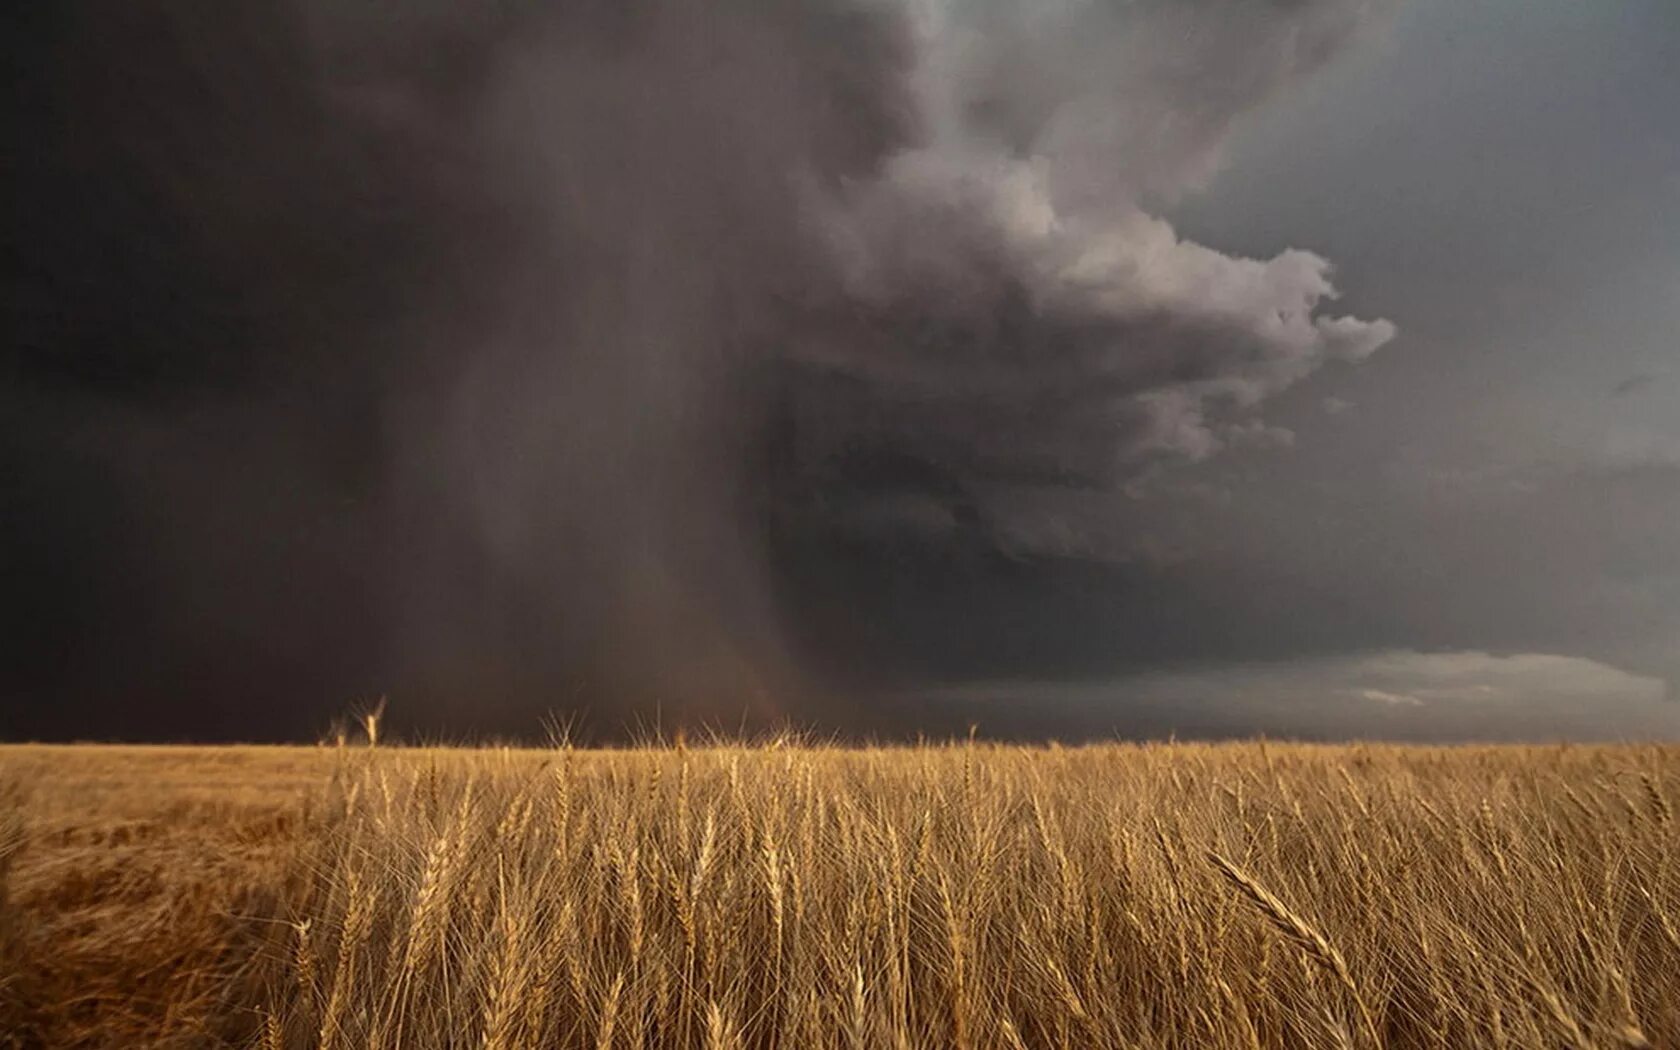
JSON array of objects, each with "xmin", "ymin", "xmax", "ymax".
[{"xmin": 1358, "ymin": 688, "xmax": 1423, "ymax": 707}]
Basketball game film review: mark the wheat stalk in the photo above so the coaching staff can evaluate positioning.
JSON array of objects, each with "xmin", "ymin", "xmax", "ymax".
[{"xmin": 1207, "ymin": 850, "xmax": 1379, "ymax": 1046}]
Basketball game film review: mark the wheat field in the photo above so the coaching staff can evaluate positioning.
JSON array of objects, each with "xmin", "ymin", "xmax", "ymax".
[{"xmin": 2, "ymin": 740, "xmax": 1677, "ymax": 1049}]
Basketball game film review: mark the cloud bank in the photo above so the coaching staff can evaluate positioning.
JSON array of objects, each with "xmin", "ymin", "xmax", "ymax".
[{"xmin": 923, "ymin": 651, "xmax": 1679, "ymax": 742}]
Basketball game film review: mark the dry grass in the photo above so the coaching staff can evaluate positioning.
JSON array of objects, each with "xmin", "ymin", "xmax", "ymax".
[{"xmin": 2, "ymin": 739, "xmax": 1678, "ymax": 1048}]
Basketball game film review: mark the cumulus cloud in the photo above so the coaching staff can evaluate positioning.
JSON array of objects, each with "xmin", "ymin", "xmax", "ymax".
[
  {"xmin": 775, "ymin": 0, "xmax": 1398, "ymax": 554},
  {"xmin": 921, "ymin": 651, "xmax": 1680, "ymax": 742}
]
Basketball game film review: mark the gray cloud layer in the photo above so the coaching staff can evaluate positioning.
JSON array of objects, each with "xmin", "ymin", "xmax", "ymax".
[{"xmin": 926, "ymin": 651, "xmax": 1679, "ymax": 742}]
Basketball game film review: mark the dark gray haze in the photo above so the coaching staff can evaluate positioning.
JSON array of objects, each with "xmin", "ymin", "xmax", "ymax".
[{"xmin": 5, "ymin": 0, "xmax": 1677, "ymax": 741}]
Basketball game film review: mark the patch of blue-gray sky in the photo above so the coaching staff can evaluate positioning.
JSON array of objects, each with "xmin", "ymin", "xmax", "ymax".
[{"xmin": 1122, "ymin": 0, "xmax": 1680, "ymax": 729}]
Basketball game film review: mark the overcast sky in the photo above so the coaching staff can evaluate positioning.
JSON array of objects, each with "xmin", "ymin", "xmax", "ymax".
[{"xmin": 5, "ymin": 0, "xmax": 1677, "ymax": 742}]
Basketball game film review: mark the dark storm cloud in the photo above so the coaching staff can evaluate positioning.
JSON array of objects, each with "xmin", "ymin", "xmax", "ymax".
[
  {"xmin": 7, "ymin": 0, "xmax": 915, "ymax": 736},
  {"xmin": 5, "ymin": 0, "xmax": 1400, "ymax": 741}
]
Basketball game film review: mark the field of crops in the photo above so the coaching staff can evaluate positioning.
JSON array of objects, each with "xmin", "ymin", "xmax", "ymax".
[{"xmin": 2, "ymin": 741, "xmax": 1677, "ymax": 1048}]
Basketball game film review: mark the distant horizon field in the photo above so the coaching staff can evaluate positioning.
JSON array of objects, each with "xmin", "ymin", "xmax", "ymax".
[{"xmin": 3, "ymin": 741, "xmax": 1678, "ymax": 1049}]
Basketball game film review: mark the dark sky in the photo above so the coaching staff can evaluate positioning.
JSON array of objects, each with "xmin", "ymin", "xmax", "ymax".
[{"xmin": 5, "ymin": 0, "xmax": 1678, "ymax": 742}]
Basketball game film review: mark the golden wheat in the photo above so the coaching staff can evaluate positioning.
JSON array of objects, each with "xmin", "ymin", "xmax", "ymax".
[{"xmin": 2, "ymin": 741, "xmax": 1679, "ymax": 1048}]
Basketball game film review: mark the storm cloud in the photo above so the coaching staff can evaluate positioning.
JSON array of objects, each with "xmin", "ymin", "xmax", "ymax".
[{"xmin": 16, "ymin": 0, "xmax": 1669, "ymax": 743}]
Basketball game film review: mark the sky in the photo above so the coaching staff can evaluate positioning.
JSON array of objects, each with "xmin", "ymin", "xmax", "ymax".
[{"xmin": 4, "ymin": 0, "xmax": 1678, "ymax": 742}]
